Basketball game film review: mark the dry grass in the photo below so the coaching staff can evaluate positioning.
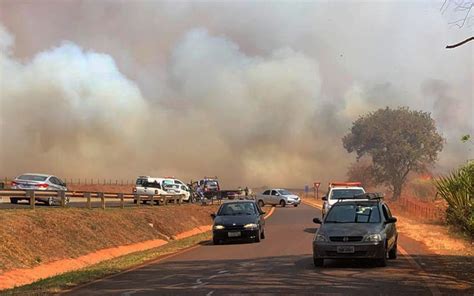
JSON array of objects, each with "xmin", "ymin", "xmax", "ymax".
[{"xmin": 0, "ymin": 205, "xmax": 217, "ymax": 273}]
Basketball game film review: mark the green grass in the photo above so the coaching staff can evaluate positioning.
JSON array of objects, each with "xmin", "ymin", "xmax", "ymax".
[{"xmin": 1, "ymin": 232, "xmax": 211, "ymax": 296}]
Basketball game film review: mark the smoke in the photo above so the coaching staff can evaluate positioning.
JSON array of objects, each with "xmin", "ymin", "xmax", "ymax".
[{"xmin": 0, "ymin": 1, "xmax": 472, "ymax": 187}]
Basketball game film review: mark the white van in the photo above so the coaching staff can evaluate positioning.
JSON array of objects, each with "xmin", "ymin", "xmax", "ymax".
[{"xmin": 134, "ymin": 176, "xmax": 191, "ymax": 202}]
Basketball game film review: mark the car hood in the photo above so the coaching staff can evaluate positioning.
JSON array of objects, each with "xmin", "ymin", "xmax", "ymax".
[
  {"xmin": 319, "ymin": 223, "xmax": 383, "ymax": 237},
  {"xmin": 283, "ymin": 194, "xmax": 299, "ymax": 199},
  {"xmin": 214, "ymin": 215, "xmax": 258, "ymax": 226}
]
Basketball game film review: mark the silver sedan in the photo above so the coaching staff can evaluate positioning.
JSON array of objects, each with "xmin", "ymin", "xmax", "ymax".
[{"xmin": 10, "ymin": 173, "xmax": 68, "ymax": 206}]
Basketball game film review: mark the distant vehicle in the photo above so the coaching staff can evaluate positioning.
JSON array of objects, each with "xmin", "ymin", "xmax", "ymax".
[
  {"xmin": 312, "ymin": 193, "xmax": 398, "ymax": 267},
  {"xmin": 198, "ymin": 177, "xmax": 221, "ymax": 198},
  {"xmin": 211, "ymin": 200, "xmax": 266, "ymax": 244},
  {"xmin": 133, "ymin": 176, "xmax": 191, "ymax": 204},
  {"xmin": 322, "ymin": 182, "xmax": 365, "ymax": 217},
  {"xmin": 10, "ymin": 173, "xmax": 68, "ymax": 206},
  {"xmin": 256, "ymin": 189, "xmax": 301, "ymax": 207}
]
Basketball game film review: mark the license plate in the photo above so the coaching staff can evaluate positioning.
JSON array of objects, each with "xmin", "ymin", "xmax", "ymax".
[
  {"xmin": 228, "ymin": 231, "xmax": 241, "ymax": 238},
  {"xmin": 337, "ymin": 246, "xmax": 355, "ymax": 253}
]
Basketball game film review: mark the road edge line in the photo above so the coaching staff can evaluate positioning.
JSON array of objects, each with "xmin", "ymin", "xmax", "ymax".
[
  {"xmin": 302, "ymin": 200, "xmax": 322, "ymax": 209},
  {"xmin": 398, "ymin": 245, "xmax": 441, "ymax": 296}
]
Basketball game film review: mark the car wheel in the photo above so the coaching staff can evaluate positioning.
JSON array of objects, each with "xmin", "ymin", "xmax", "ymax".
[
  {"xmin": 279, "ymin": 200, "xmax": 286, "ymax": 207},
  {"xmin": 388, "ymin": 242, "xmax": 397, "ymax": 259},
  {"xmin": 293, "ymin": 204, "xmax": 298, "ymax": 207},
  {"xmin": 258, "ymin": 200, "xmax": 264, "ymax": 207},
  {"xmin": 10, "ymin": 198, "xmax": 18, "ymax": 204},
  {"xmin": 254, "ymin": 230, "xmax": 261, "ymax": 243},
  {"xmin": 213, "ymin": 238, "xmax": 220, "ymax": 245},
  {"xmin": 46, "ymin": 197, "xmax": 54, "ymax": 206},
  {"xmin": 133, "ymin": 199, "xmax": 137, "ymax": 204},
  {"xmin": 313, "ymin": 258, "xmax": 324, "ymax": 267}
]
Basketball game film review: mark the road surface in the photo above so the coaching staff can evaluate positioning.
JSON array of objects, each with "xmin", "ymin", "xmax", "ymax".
[{"xmin": 62, "ymin": 203, "xmax": 474, "ymax": 295}]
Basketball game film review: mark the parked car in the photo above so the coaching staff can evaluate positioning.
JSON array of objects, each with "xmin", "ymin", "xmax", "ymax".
[
  {"xmin": 256, "ymin": 188, "xmax": 301, "ymax": 207},
  {"xmin": 211, "ymin": 200, "xmax": 266, "ymax": 244},
  {"xmin": 10, "ymin": 173, "xmax": 68, "ymax": 206},
  {"xmin": 312, "ymin": 193, "xmax": 398, "ymax": 267},
  {"xmin": 198, "ymin": 177, "xmax": 221, "ymax": 198},
  {"xmin": 133, "ymin": 176, "xmax": 191, "ymax": 204},
  {"xmin": 322, "ymin": 182, "xmax": 365, "ymax": 217}
]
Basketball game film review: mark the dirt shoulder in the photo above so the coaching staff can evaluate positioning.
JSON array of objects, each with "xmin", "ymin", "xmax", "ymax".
[{"xmin": 0, "ymin": 204, "xmax": 217, "ymax": 274}]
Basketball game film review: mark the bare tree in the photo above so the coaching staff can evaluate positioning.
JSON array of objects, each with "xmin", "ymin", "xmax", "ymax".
[{"xmin": 441, "ymin": 0, "xmax": 474, "ymax": 48}]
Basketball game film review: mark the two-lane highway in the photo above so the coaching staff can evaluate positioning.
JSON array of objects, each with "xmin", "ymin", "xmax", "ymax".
[{"xmin": 66, "ymin": 204, "xmax": 447, "ymax": 295}]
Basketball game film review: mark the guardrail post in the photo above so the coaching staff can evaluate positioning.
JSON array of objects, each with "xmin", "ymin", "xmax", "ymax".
[
  {"xmin": 85, "ymin": 192, "xmax": 91, "ymax": 209},
  {"xmin": 100, "ymin": 193, "xmax": 105, "ymax": 210},
  {"xmin": 150, "ymin": 195, "xmax": 154, "ymax": 207},
  {"xmin": 118, "ymin": 193, "xmax": 124, "ymax": 209},
  {"xmin": 59, "ymin": 191, "xmax": 66, "ymax": 208},
  {"xmin": 29, "ymin": 191, "xmax": 35, "ymax": 210},
  {"xmin": 137, "ymin": 194, "xmax": 141, "ymax": 208}
]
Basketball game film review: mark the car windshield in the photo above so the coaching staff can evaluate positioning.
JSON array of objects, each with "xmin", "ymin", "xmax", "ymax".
[
  {"xmin": 278, "ymin": 190, "xmax": 292, "ymax": 195},
  {"xmin": 206, "ymin": 181, "xmax": 218, "ymax": 187},
  {"xmin": 325, "ymin": 204, "xmax": 381, "ymax": 223},
  {"xmin": 330, "ymin": 189, "xmax": 365, "ymax": 200},
  {"xmin": 218, "ymin": 203, "xmax": 256, "ymax": 216},
  {"xmin": 18, "ymin": 175, "xmax": 48, "ymax": 182}
]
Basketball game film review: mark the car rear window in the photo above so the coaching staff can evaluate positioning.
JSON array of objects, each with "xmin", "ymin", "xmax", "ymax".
[
  {"xmin": 136, "ymin": 178, "xmax": 147, "ymax": 185},
  {"xmin": 18, "ymin": 175, "xmax": 48, "ymax": 181},
  {"xmin": 206, "ymin": 181, "xmax": 218, "ymax": 187}
]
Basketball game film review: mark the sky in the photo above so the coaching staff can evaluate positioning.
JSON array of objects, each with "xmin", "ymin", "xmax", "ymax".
[{"xmin": 0, "ymin": 0, "xmax": 472, "ymax": 188}]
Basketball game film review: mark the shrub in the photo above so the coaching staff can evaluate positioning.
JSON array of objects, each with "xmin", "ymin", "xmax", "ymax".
[{"xmin": 435, "ymin": 161, "xmax": 474, "ymax": 238}]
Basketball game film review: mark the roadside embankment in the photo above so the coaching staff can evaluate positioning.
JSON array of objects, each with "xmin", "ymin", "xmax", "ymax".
[{"xmin": 0, "ymin": 204, "xmax": 217, "ymax": 289}]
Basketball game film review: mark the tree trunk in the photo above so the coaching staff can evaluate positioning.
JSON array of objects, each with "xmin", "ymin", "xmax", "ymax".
[{"xmin": 391, "ymin": 182, "xmax": 402, "ymax": 201}]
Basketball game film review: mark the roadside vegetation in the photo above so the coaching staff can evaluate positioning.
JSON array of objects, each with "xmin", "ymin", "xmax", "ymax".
[{"xmin": 435, "ymin": 161, "xmax": 474, "ymax": 239}]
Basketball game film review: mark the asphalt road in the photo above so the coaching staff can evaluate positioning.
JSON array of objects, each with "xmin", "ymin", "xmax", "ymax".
[{"xmin": 63, "ymin": 204, "xmax": 457, "ymax": 296}]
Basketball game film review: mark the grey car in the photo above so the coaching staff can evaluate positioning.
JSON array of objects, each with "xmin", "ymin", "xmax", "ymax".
[
  {"xmin": 10, "ymin": 173, "xmax": 68, "ymax": 206},
  {"xmin": 312, "ymin": 194, "xmax": 397, "ymax": 267}
]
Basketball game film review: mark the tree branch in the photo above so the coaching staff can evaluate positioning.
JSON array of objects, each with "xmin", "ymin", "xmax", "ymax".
[{"xmin": 446, "ymin": 36, "xmax": 474, "ymax": 48}]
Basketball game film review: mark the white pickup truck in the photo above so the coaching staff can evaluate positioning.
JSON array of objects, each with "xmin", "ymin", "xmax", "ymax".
[{"xmin": 256, "ymin": 189, "xmax": 301, "ymax": 207}]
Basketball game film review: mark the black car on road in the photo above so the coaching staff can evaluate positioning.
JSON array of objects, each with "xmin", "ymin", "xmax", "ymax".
[
  {"xmin": 312, "ymin": 193, "xmax": 397, "ymax": 267},
  {"xmin": 211, "ymin": 200, "xmax": 266, "ymax": 244}
]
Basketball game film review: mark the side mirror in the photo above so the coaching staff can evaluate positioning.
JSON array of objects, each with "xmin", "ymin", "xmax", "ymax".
[
  {"xmin": 385, "ymin": 217, "xmax": 397, "ymax": 224},
  {"xmin": 62, "ymin": 182, "xmax": 67, "ymax": 187},
  {"xmin": 210, "ymin": 213, "xmax": 216, "ymax": 219},
  {"xmin": 313, "ymin": 217, "xmax": 322, "ymax": 224},
  {"xmin": 322, "ymin": 196, "xmax": 327, "ymax": 201}
]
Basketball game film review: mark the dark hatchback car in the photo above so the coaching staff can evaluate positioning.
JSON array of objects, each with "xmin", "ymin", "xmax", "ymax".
[
  {"xmin": 211, "ymin": 200, "xmax": 266, "ymax": 244},
  {"xmin": 312, "ymin": 194, "xmax": 397, "ymax": 267}
]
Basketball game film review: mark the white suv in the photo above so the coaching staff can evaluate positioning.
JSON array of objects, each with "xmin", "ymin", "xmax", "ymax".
[{"xmin": 322, "ymin": 182, "xmax": 365, "ymax": 216}]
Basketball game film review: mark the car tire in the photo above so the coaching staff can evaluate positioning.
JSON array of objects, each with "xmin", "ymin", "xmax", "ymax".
[
  {"xmin": 133, "ymin": 199, "xmax": 137, "ymax": 204},
  {"xmin": 313, "ymin": 258, "xmax": 324, "ymax": 267},
  {"xmin": 279, "ymin": 200, "xmax": 286, "ymax": 207},
  {"xmin": 10, "ymin": 198, "xmax": 18, "ymax": 204},
  {"xmin": 258, "ymin": 200, "xmax": 264, "ymax": 208},
  {"xmin": 213, "ymin": 238, "xmax": 220, "ymax": 245},
  {"xmin": 388, "ymin": 242, "xmax": 397, "ymax": 259},
  {"xmin": 46, "ymin": 197, "xmax": 54, "ymax": 206},
  {"xmin": 254, "ymin": 231, "xmax": 261, "ymax": 243},
  {"xmin": 293, "ymin": 204, "xmax": 298, "ymax": 207}
]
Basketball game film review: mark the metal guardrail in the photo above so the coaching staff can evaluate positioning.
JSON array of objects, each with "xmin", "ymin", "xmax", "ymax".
[{"xmin": 0, "ymin": 189, "xmax": 185, "ymax": 210}]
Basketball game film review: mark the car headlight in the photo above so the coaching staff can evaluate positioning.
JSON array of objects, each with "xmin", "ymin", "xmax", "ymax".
[
  {"xmin": 244, "ymin": 223, "xmax": 258, "ymax": 229},
  {"xmin": 364, "ymin": 234, "xmax": 382, "ymax": 242},
  {"xmin": 315, "ymin": 234, "xmax": 328, "ymax": 242},
  {"xmin": 213, "ymin": 225, "xmax": 225, "ymax": 230}
]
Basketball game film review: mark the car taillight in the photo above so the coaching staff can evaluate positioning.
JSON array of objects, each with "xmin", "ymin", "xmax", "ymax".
[
  {"xmin": 36, "ymin": 183, "xmax": 49, "ymax": 188},
  {"xmin": 11, "ymin": 181, "xmax": 17, "ymax": 186}
]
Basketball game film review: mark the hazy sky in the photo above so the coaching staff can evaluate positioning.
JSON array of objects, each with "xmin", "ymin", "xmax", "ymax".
[{"xmin": 0, "ymin": 0, "xmax": 472, "ymax": 187}]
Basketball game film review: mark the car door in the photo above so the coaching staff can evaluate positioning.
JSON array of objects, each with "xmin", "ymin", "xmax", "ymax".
[
  {"xmin": 381, "ymin": 203, "xmax": 396, "ymax": 249},
  {"xmin": 270, "ymin": 190, "xmax": 279, "ymax": 205}
]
